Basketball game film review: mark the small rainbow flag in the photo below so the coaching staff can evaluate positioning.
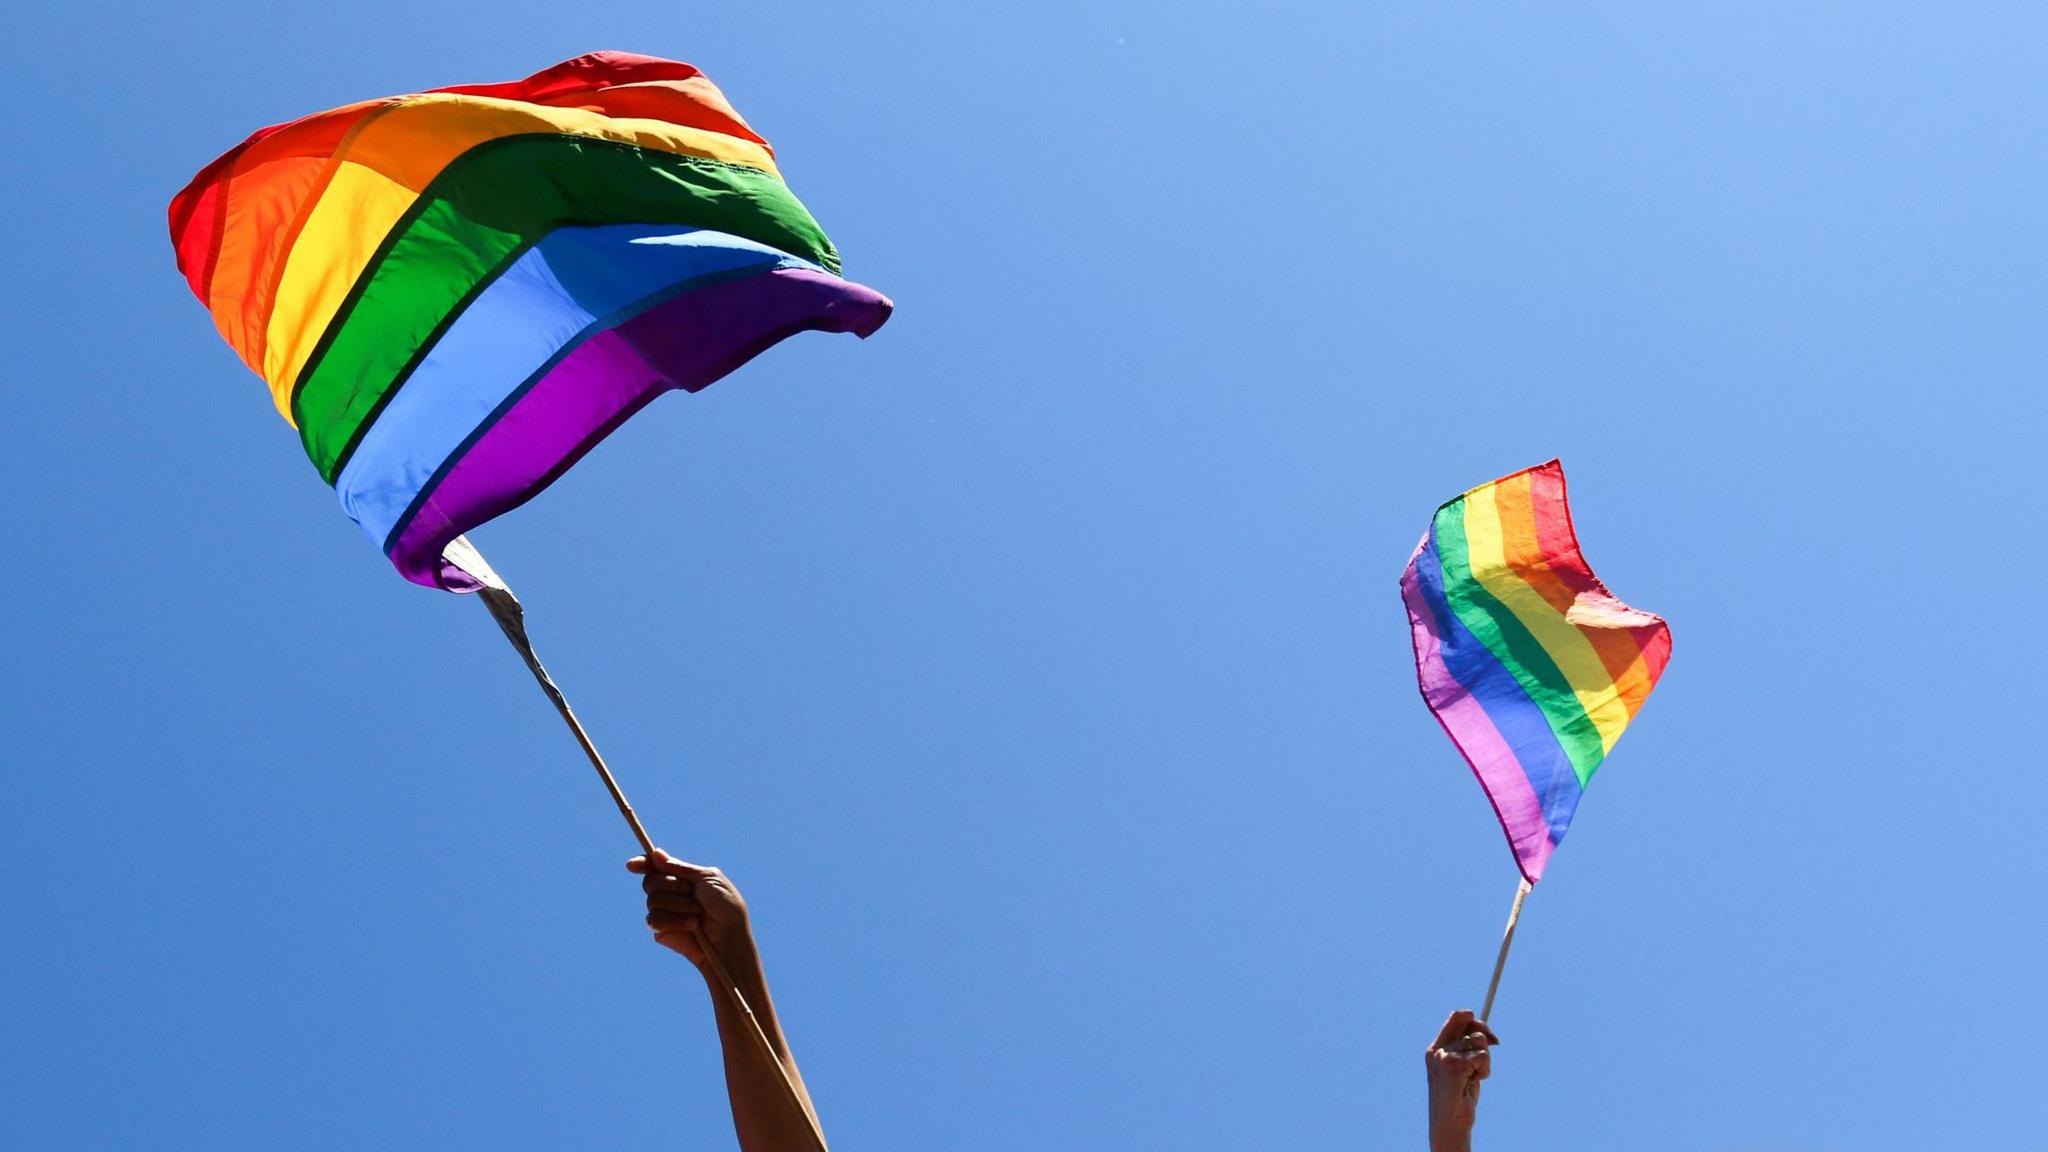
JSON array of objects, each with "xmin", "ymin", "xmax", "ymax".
[{"xmin": 1400, "ymin": 461, "xmax": 1672, "ymax": 882}]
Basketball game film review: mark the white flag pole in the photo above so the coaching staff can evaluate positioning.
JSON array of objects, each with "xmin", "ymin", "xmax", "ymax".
[
  {"xmin": 1479, "ymin": 879, "xmax": 1532, "ymax": 1024},
  {"xmin": 449, "ymin": 538, "xmax": 829, "ymax": 1152}
]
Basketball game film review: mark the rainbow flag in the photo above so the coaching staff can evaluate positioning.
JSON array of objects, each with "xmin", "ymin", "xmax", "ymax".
[
  {"xmin": 168, "ymin": 52, "xmax": 892, "ymax": 590},
  {"xmin": 1400, "ymin": 461, "xmax": 1672, "ymax": 882}
]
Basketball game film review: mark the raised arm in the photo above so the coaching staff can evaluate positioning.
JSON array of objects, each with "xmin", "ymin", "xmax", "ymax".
[
  {"xmin": 629, "ymin": 850, "xmax": 825, "ymax": 1150},
  {"xmin": 1425, "ymin": 1010, "xmax": 1499, "ymax": 1152}
]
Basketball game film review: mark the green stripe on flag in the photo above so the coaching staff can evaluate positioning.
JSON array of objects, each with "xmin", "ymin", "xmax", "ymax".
[
  {"xmin": 1435, "ymin": 500, "xmax": 1607, "ymax": 785},
  {"xmin": 291, "ymin": 133, "xmax": 838, "ymax": 482}
]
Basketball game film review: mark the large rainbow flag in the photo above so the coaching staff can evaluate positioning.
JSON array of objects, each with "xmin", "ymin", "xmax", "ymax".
[
  {"xmin": 1400, "ymin": 461, "xmax": 1672, "ymax": 882},
  {"xmin": 168, "ymin": 51, "xmax": 892, "ymax": 591}
]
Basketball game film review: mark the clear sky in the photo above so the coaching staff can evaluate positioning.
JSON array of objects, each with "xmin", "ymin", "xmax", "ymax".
[{"xmin": 4, "ymin": 3, "xmax": 2044, "ymax": 1149}]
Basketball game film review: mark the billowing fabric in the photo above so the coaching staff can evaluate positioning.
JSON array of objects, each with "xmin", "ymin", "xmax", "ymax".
[
  {"xmin": 169, "ymin": 51, "xmax": 892, "ymax": 589},
  {"xmin": 1400, "ymin": 461, "xmax": 1672, "ymax": 882}
]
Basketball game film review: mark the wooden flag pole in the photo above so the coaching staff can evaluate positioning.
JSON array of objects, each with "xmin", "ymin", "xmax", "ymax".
[
  {"xmin": 1479, "ymin": 879, "xmax": 1532, "ymax": 1024},
  {"xmin": 462, "ymin": 544, "xmax": 828, "ymax": 1152}
]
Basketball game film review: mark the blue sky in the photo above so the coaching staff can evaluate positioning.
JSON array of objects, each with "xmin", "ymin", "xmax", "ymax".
[{"xmin": 4, "ymin": 3, "xmax": 2044, "ymax": 1148}]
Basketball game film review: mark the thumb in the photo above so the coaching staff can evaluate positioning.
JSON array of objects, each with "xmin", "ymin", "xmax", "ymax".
[
  {"xmin": 1431, "ymin": 1010, "xmax": 1477, "ymax": 1050},
  {"xmin": 649, "ymin": 848, "xmax": 717, "ymax": 881}
]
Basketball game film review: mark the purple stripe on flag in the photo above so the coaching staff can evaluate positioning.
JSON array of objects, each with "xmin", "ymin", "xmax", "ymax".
[
  {"xmin": 1401, "ymin": 556, "xmax": 1556, "ymax": 881},
  {"xmin": 1404, "ymin": 533, "xmax": 1581, "ymax": 882},
  {"xmin": 387, "ymin": 267, "xmax": 893, "ymax": 589}
]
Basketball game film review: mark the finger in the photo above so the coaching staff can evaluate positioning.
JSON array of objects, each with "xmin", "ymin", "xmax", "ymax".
[
  {"xmin": 626, "ymin": 855, "xmax": 650, "ymax": 874},
  {"xmin": 645, "ymin": 892, "xmax": 704, "ymax": 915},
  {"xmin": 1476, "ymin": 1020, "xmax": 1500, "ymax": 1045},
  {"xmin": 648, "ymin": 849, "xmax": 718, "ymax": 881},
  {"xmin": 1444, "ymin": 1027, "xmax": 1495, "ymax": 1053},
  {"xmin": 1472, "ymin": 1051, "xmax": 1491, "ymax": 1080},
  {"xmin": 646, "ymin": 910, "xmax": 701, "ymax": 933},
  {"xmin": 643, "ymin": 870, "xmax": 696, "ymax": 895},
  {"xmin": 638, "ymin": 869, "xmax": 712, "ymax": 897},
  {"xmin": 1431, "ymin": 1010, "xmax": 1477, "ymax": 1051}
]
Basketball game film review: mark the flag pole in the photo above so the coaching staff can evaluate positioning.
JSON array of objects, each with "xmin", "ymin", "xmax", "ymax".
[
  {"xmin": 1479, "ymin": 878, "xmax": 1532, "ymax": 1024},
  {"xmin": 453, "ymin": 540, "xmax": 829, "ymax": 1152}
]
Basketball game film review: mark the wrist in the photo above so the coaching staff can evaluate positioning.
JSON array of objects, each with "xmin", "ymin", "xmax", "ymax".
[
  {"xmin": 1428, "ymin": 1109, "xmax": 1473, "ymax": 1152},
  {"xmin": 1429, "ymin": 1130, "xmax": 1472, "ymax": 1152},
  {"xmin": 695, "ymin": 926, "xmax": 763, "ymax": 983}
]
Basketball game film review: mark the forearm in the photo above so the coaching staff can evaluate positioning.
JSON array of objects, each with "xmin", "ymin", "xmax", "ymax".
[
  {"xmin": 700, "ymin": 933, "xmax": 823, "ymax": 1150},
  {"xmin": 1428, "ymin": 1094, "xmax": 1476, "ymax": 1151}
]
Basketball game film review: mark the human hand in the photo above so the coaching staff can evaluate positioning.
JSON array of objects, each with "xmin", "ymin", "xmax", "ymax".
[
  {"xmin": 627, "ymin": 849, "xmax": 753, "ymax": 969},
  {"xmin": 1426, "ymin": 1010, "xmax": 1499, "ymax": 1151}
]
